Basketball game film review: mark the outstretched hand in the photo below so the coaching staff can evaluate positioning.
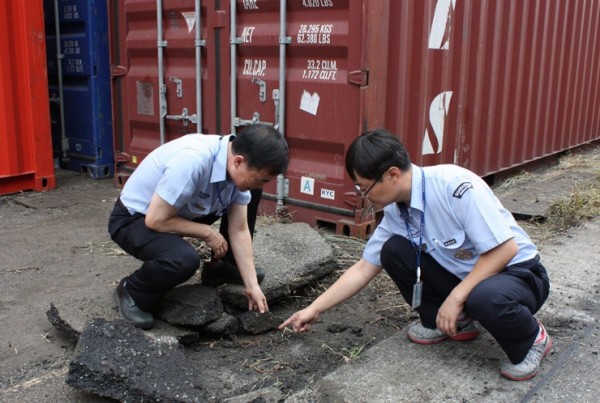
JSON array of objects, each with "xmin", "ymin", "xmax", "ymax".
[{"xmin": 278, "ymin": 308, "xmax": 320, "ymax": 333}]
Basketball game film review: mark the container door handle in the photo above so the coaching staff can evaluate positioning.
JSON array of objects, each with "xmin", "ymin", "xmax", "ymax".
[
  {"xmin": 169, "ymin": 76, "xmax": 183, "ymax": 98},
  {"xmin": 252, "ymin": 78, "xmax": 267, "ymax": 102}
]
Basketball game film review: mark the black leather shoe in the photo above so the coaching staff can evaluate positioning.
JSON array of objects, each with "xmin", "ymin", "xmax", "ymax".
[
  {"xmin": 201, "ymin": 260, "xmax": 265, "ymax": 287},
  {"xmin": 113, "ymin": 279, "xmax": 155, "ymax": 330}
]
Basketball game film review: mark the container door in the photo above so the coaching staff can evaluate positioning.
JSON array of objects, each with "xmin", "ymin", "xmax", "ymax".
[
  {"xmin": 231, "ymin": 0, "xmax": 382, "ymax": 237},
  {"xmin": 44, "ymin": 0, "xmax": 114, "ymax": 179},
  {"xmin": 110, "ymin": 0, "xmax": 227, "ymax": 185},
  {"xmin": 109, "ymin": 0, "xmax": 386, "ymax": 237}
]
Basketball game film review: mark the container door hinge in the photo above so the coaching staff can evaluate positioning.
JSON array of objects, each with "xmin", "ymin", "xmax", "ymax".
[
  {"xmin": 277, "ymin": 175, "xmax": 289, "ymax": 198},
  {"xmin": 348, "ymin": 69, "xmax": 369, "ymax": 87},
  {"xmin": 111, "ymin": 65, "xmax": 127, "ymax": 78}
]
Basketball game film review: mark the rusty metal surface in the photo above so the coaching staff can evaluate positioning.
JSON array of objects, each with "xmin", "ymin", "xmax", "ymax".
[
  {"xmin": 385, "ymin": 0, "xmax": 600, "ymax": 176},
  {"xmin": 108, "ymin": 0, "xmax": 600, "ymax": 232}
]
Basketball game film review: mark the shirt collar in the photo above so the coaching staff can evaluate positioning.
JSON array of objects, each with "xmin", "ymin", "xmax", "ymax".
[
  {"xmin": 210, "ymin": 135, "xmax": 234, "ymax": 183},
  {"xmin": 409, "ymin": 164, "xmax": 425, "ymax": 213}
]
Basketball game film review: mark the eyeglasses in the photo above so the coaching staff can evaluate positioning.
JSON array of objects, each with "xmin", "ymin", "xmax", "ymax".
[{"xmin": 354, "ymin": 171, "xmax": 384, "ymax": 197}]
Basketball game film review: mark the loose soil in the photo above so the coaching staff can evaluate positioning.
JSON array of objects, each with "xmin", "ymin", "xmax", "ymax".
[{"xmin": 1, "ymin": 143, "xmax": 598, "ymax": 401}]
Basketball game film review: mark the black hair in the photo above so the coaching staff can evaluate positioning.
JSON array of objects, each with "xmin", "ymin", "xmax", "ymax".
[
  {"xmin": 232, "ymin": 124, "xmax": 289, "ymax": 175},
  {"xmin": 345, "ymin": 128, "xmax": 411, "ymax": 180}
]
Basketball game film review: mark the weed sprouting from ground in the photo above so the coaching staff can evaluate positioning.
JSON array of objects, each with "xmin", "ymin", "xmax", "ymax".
[
  {"xmin": 495, "ymin": 170, "xmax": 534, "ymax": 191},
  {"xmin": 320, "ymin": 339, "xmax": 374, "ymax": 363},
  {"xmin": 244, "ymin": 353, "xmax": 288, "ymax": 374},
  {"xmin": 546, "ymin": 179, "xmax": 600, "ymax": 233}
]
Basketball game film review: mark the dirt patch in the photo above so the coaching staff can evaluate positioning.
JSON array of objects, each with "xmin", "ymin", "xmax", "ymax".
[
  {"xmin": 1, "ymin": 143, "xmax": 599, "ymax": 401},
  {"xmin": 177, "ymin": 245, "xmax": 415, "ymax": 400}
]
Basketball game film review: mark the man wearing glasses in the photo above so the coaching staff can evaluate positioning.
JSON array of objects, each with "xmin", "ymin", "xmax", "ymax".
[{"xmin": 280, "ymin": 128, "xmax": 551, "ymax": 381}]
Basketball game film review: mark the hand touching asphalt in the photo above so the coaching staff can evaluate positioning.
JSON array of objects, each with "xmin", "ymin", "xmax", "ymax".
[{"xmin": 278, "ymin": 307, "xmax": 320, "ymax": 333}]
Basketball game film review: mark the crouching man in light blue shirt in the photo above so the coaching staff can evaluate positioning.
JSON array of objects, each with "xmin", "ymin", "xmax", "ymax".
[
  {"xmin": 109, "ymin": 124, "xmax": 288, "ymax": 330},
  {"xmin": 280, "ymin": 128, "xmax": 551, "ymax": 381}
]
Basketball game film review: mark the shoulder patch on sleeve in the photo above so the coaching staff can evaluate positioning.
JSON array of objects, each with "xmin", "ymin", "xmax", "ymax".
[{"xmin": 452, "ymin": 182, "xmax": 473, "ymax": 198}]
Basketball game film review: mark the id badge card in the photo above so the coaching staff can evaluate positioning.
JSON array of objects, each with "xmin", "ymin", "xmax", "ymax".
[{"xmin": 412, "ymin": 281, "xmax": 422, "ymax": 308}]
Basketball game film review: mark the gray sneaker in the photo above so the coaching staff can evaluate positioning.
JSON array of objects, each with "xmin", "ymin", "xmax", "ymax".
[
  {"xmin": 407, "ymin": 318, "xmax": 480, "ymax": 345},
  {"xmin": 500, "ymin": 321, "xmax": 552, "ymax": 381}
]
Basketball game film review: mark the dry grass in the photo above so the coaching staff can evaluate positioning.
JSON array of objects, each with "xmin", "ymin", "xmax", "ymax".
[
  {"xmin": 71, "ymin": 240, "xmax": 127, "ymax": 256},
  {"xmin": 494, "ymin": 170, "xmax": 534, "ymax": 192},
  {"xmin": 546, "ymin": 179, "xmax": 600, "ymax": 233}
]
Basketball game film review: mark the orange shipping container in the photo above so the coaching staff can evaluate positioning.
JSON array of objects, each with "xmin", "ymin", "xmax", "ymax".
[{"xmin": 0, "ymin": 0, "xmax": 55, "ymax": 195}]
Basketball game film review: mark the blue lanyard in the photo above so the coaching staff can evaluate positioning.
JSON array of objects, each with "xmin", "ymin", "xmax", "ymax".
[{"xmin": 402, "ymin": 168, "xmax": 426, "ymax": 282}]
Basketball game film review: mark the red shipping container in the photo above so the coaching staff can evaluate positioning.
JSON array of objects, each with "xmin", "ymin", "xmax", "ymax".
[
  {"xmin": 0, "ymin": 0, "xmax": 55, "ymax": 195},
  {"xmin": 109, "ymin": 0, "xmax": 600, "ymax": 237}
]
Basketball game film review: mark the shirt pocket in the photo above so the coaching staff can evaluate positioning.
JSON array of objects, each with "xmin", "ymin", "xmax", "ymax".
[
  {"xmin": 187, "ymin": 197, "xmax": 211, "ymax": 216},
  {"xmin": 432, "ymin": 230, "xmax": 465, "ymax": 251},
  {"xmin": 432, "ymin": 230, "xmax": 478, "ymax": 261}
]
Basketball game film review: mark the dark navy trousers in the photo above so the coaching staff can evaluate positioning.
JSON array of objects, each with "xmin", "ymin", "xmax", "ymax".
[
  {"xmin": 108, "ymin": 189, "xmax": 262, "ymax": 311},
  {"xmin": 380, "ymin": 235, "xmax": 550, "ymax": 364}
]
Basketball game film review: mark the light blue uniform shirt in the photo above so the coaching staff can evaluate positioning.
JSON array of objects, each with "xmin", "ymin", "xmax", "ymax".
[
  {"xmin": 363, "ymin": 164, "xmax": 538, "ymax": 279},
  {"xmin": 119, "ymin": 134, "xmax": 251, "ymax": 219}
]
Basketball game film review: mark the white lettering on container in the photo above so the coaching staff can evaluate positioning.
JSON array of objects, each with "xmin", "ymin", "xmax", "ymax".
[
  {"xmin": 423, "ymin": 91, "xmax": 453, "ymax": 155},
  {"xmin": 429, "ymin": 0, "xmax": 456, "ymax": 50},
  {"xmin": 63, "ymin": 4, "xmax": 80, "ymax": 19},
  {"xmin": 242, "ymin": 59, "xmax": 267, "ymax": 76},
  {"xmin": 302, "ymin": 0, "xmax": 333, "ymax": 7},
  {"xmin": 65, "ymin": 58, "xmax": 84, "ymax": 73},
  {"xmin": 63, "ymin": 40, "xmax": 81, "ymax": 56},
  {"xmin": 302, "ymin": 59, "xmax": 337, "ymax": 81},
  {"xmin": 243, "ymin": 0, "xmax": 259, "ymax": 9},
  {"xmin": 297, "ymin": 24, "xmax": 333, "ymax": 44},
  {"xmin": 241, "ymin": 26, "xmax": 256, "ymax": 43}
]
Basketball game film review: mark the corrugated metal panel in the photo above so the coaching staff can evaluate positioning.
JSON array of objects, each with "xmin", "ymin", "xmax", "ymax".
[
  {"xmin": 108, "ymin": 0, "xmax": 600, "ymax": 236},
  {"xmin": 385, "ymin": 0, "xmax": 600, "ymax": 177},
  {"xmin": 232, "ymin": 0, "xmax": 375, "ymax": 235},
  {"xmin": 0, "ymin": 0, "xmax": 55, "ymax": 196},
  {"xmin": 109, "ymin": 0, "xmax": 227, "ymax": 187},
  {"xmin": 44, "ymin": 0, "xmax": 114, "ymax": 179},
  {"xmin": 109, "ymin": 0, "xmax": 378, "ymax": 236}
]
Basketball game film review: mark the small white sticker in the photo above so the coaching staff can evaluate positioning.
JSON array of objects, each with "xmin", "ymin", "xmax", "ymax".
[
  {"xmin": 300, "ymin": 177, "xmax": 315, "ymax": 195},
  {"xmin": 300, "ymin": 90, "xmax": 320, "ymax": 115},
  {"xmin": 321, "ymin": 189, "xmax": 335, "ymax": 200},
  {"xmin": 181, "ymin": 12, "xmax": 196, "ymax": 33}
]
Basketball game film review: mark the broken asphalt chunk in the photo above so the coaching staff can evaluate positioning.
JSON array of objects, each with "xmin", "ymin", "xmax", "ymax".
[
  {"xmin": 67, "ymin": 318, "xmax": 206, "ymax": 402},
  {"xmin": 155, "ymin": 284, "xmax": 223, "ymax": 326}
]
